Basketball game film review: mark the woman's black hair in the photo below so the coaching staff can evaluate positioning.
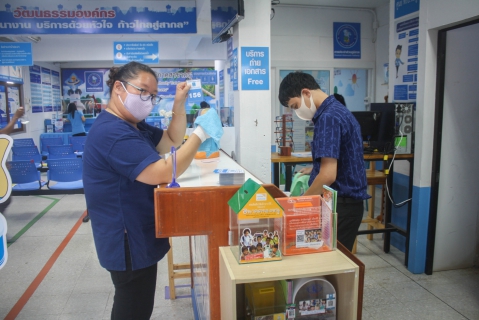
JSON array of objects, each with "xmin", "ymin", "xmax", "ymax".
[
  {"xmin": 106, "ymin": 61, "xmax": 158, "ymax": 95},
  {"xmin": 67, "ymin": 102, "xmax": 77, "ymax": 118}
]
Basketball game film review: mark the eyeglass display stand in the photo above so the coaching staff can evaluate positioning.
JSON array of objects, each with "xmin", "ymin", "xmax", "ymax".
[{"xmin": 274, "ymin": 114, "xmax": 293, "ymax": 156}]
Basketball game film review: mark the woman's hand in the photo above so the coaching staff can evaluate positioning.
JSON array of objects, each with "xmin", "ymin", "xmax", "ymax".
[{"xmin": 173, "ymin": 82, "xmax": 191, "ymax": 105}]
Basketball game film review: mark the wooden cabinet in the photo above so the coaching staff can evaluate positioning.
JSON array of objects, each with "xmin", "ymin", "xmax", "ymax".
[{"xmin": 219, "ymin": 246, "xmax": 362, "ymax": 320}]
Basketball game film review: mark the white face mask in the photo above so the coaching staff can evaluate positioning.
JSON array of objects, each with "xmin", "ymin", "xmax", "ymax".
[
  {"xmin": 295, "ymin": 94, "xmax": 316, "ymax": 120},
  {"xmin": 118, "ymin": 82, "xmax": 154, "ymax": 122}
]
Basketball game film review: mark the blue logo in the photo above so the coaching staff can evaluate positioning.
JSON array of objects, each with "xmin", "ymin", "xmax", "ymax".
[{"xmin": 336, "ymin": 24, "xmax": 358, "ymax": 49}]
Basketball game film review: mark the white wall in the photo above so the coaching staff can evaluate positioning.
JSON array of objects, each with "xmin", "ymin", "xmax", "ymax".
[
  {"xmin": 269, "ymin": 5, "xmax": 378, "ymax": 147},
  {"xmin": 233, "ymin": 0, "xmax": 272, "ymax": 183},
  {"xmin": 434, "ymin": 23, "xmax": 479, "ymax": 271},
  {"xmin": 374, "ymin": 3, "xmax": 390, "ymax": 103},
  {"xmin": 392, "ymin": 0, "xmax": 479, "ymax": 273},
  {"xmin": 412, "ymin": 0, "xmax": 479, "ymax": 188}
]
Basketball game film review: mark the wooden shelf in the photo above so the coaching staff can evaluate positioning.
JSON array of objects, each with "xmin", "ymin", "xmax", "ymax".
[{"xmin": 220, "ymin": 246, "xmax": 361, "ymax": 319}]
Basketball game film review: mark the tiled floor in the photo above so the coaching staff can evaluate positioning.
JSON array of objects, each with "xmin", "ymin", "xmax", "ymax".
[{"xmin": 0, "ymin": 192, "xmax": 478, "ymax": 319}]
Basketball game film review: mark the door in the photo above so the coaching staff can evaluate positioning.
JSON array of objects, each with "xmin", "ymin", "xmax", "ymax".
[{"xmin": 433, "ymin": 22, "xmax": 479, "ymax": 271}]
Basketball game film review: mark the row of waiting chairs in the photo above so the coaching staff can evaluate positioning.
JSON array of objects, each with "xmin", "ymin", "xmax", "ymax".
[
  {"xmin": 9, "ymin": 138, "xmax": 85, "ymax": 192},
  {"xmin": 8, "ymin": 158, "xmax": 83, "ymax": 191},
  {"xmin": 11, "ymin": 136, "xmax": 87, "ymax": 163}
]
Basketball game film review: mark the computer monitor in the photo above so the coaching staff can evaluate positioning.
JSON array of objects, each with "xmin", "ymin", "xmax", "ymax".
[
  {"xmin": 370, "ymin": 103, "xmax": 396, "ymax": 152},
  {"xmin": 351, "ymin": 111, "xmax": 382, "ymax": 143}
]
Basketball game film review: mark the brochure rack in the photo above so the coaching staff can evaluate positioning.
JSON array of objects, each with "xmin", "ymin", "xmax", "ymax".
[
  {"xmin": 220, "ymin": 244, "xmax": 364, "ymax": 319},
  {"xmin": 154, "ymin": 183, "xmax": 286, "ymax": 320}
]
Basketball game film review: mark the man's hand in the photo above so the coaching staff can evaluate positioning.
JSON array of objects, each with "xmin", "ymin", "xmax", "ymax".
[
  {"xmin": 298, "ymin": 167, "xmax": 312, "ymax": 176},
  {"xmin": 13, "ymin": 107, "xmax": 25, "ymax": 120}
]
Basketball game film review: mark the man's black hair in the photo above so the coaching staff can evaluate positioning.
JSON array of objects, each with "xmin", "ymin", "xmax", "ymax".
[{"xmin": 278, "ymin": 72, "xmax": 320, "ymax": 107}]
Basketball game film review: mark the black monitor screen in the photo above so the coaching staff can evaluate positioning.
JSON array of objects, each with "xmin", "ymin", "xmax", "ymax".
[
  {"xmin": 370, "ymin": 103, "xmax": 396, "ymax": 152},
  {"xmin": 352, "ymin": 111, "xmax": 382, "ymax": 142},
  {"xmin": 211, "ymin": 0, "xmax": 244, "ymax": 43}
]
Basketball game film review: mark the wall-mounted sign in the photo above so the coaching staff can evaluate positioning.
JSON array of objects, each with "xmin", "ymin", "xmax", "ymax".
[
  {"xmin": 192, "ymin": 70, "xmax": 217, "ymax": 85},
  {"xmin": 186, "ymin": 79, "xmax": 204, "ymax": 104},
  {"xmin": 241, "ymin": 47, "xmax": 269, "ymax": 90},
  {"xmin": 393, "ymin": 16, "xmax": 419, "ymax": 102},
  {"xmin": 114, "ymin": 41, "xmax": 159, "ymax": 65},
  {"xmin": 333, "ymin": 22, "xmax": 361, "ymax": 59},
  {"xmin": 231, "ymin": 48, "xmax": 238, "ymax": 91},
  {"xmin": 0, "ymin": 42, "xmax": 32, "ymax": 66},
  {"xmin": 0, "ymin": 2, "xmax": 196, "ymax": 34},
  {"xmin": 394, "ymin": 0, "xmax": 420, "ymax": 19}
]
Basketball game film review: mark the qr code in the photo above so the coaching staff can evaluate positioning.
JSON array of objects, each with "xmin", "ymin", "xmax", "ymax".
[
  {"xmin": 296, "ymin": 230, "xmax": 305, "ymax": 243},
  {"xmin": 327, "ymin": 300, "xmax": 334, "ymax": 307}
]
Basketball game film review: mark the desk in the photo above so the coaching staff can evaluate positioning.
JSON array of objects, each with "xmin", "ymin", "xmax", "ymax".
[
  {"xmin": 154, "ymin": 151, "xmax": 263, "ymax": 319},
  {"xmin": 271, "ymin": 152, "xmax": 415, "ymax": 265}
]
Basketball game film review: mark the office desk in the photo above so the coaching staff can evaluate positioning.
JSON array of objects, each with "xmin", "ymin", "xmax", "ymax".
[{"xmin": 271, "ymin": 152, "xmax": 415, "ymax": 265}]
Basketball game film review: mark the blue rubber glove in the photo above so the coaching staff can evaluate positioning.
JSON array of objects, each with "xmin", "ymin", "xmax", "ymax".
[{"xmin": 194, "ymin": 109, "xmax": 224, "ymax": 147}]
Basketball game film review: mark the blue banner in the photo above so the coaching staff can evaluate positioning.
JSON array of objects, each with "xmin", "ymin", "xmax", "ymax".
[
  {"xmin": 218, "ymin": 70, "xmax": 224, "ymax": 109},
  {"xmin": 113, "ymin": 41, "xmax": 159, "ymax": 65},
  {"xmin": 394, "ymin": 85, "xmax": 408, "ymax": 101},
  {"xmin": 191, "ymin": 70, "xmax": 217, "ymax": 85},
  {"xmin": 0, "ymin": 42, "xmax": 32, "ymax": 66},
  {"xmin": 0, "ymin": 1, "xmax": 196, "ymax": 34},
  {"xmin": 395, "ymin": 0, "xmax": 420, "ymax": 19},
  {"xmin": 241, "ymin": 47, "xmax": 269, "ymax": 91},
  {"xmin": 333, "ymin": 22, "xmax": 361, "ymax": 59},
  {"xmin": 231, "ymin": 48, "xmax": 238, "ymax": 91}
]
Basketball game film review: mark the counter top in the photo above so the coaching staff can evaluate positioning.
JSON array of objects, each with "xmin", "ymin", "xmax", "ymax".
[{"xmin": 173, "ymin": 150, "xmax": 262, "ymax": 188}]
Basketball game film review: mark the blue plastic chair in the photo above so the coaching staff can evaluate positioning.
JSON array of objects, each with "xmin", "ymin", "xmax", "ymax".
[
  {"xmin": 7, "ymin": 160, "xmax": 46, "ymax": 191},
  {"xmin": 69, "ymin": 135, "xmax": 88, "ymax": 154},
  {"xmin": 47, "ymin": 144, "xmax": 77, "ymax": 160},
  {"xmin": 40, "ymin": 137, "xmax": 64, "ymax": 158},
  {"xmin": 13, "ymin": 138, "xmax": 35, "ymax": 147},
  {"xmin": 46, "ymin": 158, "xmax": 83, "ymax": 190},
  {"xmin": 11, "ymin": 146, "xmax": 43, "ymax": 168}
]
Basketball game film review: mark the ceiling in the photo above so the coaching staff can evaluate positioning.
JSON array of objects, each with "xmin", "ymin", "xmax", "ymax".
[
  {"xmin": 273, "ymin": 0, "xmax": 389, "ymax": 9},
  {"xmin": 0, "ymin": 0, "xmax": 391, "ymax": 64}
]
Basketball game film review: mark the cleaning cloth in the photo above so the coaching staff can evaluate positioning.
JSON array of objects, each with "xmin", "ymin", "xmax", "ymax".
[
  {"xmin": 290, "ymin": 173, "xmax": 310, "ymax": 196},
  {"xmin": 194, "ymin": 109, "xmax": 224, "ymax": 157}
]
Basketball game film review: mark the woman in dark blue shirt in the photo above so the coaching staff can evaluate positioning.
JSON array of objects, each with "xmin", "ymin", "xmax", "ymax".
[{"xmin": 83, "ymin": 61, "xmax": 218, "ymax": 319}]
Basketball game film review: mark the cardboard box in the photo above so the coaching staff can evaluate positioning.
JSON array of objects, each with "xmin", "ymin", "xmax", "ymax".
[{"xmin": 228, "ymin": 179, "xmax": 284, "ymax": 264}]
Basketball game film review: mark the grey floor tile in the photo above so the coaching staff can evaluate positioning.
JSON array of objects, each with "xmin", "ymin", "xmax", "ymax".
[
  {"xmin": 382, "ymin": 280, "xmax": 437, "ymax": 302},
  {"xmin": 62, "ymin": 292, "xmax": 109, "ymax": 315},
  {"xmin": 362, "ymin": 283, "xmax": 402, "ymax": 308},
  {"xmin": 363, "ymin": 301, "xmax": 417, "ymax": 320},
  {"xmin": 366, "ymin": 266, "xmax": 413, "ymax": 286},
  {"xmin": 18, "ymin": 293, "xmax": 69, "ymax": 317},
  {"xmin": 4, "ymin": 192, "xmax": 479, "ymax": 320},
  {"xmin": 406, "ymin": 296, "xmax": 469, "ymax": 320},
  {"xmin": 58, "ymin": 312, "xmax": 105, "ymax": 320}
]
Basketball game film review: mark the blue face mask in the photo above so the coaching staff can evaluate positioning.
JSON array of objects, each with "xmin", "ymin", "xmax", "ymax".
[{"xmin": 118, "ymin": 82, "xmax": 154, "ymax": 122}]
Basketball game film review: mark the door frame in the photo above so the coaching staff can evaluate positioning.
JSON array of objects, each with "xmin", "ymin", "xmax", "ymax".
[{"xmin": 426, "ymin": 19, "xmax": 479, "ymax": 275}]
